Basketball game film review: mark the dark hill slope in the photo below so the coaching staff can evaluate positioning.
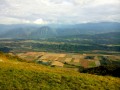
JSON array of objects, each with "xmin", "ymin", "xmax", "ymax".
[{"xmin": 80, "ymin": 65, "xmax": 120, "ymax": 77}]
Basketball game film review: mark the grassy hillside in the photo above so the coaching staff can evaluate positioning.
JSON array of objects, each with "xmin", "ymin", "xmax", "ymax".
[{"xmin": 0, "ymin": 52, "xmax": 120, "ymax": 90}]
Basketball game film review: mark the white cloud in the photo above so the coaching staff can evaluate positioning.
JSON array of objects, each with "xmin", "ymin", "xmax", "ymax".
[
  {"xmin": 33, "ymin": 18, "xmax": 48, "ymax": 24},
  {"xmin": 0, "ymin": 0, "xmax": 120, "ymax": 24},
  {"xmin": 0, "ymin": 16, "xmax": 31, "ymax": 24}
]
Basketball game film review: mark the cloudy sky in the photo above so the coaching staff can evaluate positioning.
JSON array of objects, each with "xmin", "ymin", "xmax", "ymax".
[{"xmin": 0, "ymin": 0, "xmax": 120, "ymax": 24}]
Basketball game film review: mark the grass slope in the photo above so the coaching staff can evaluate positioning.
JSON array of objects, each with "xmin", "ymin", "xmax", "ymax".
[{"xmin": 0, "ymin": 52, "xmax": 120, "ymax": 90}]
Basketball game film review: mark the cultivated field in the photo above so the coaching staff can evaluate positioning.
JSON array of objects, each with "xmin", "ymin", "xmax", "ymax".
[{"xmin": 16, "ymin": 52, "xmax": 120, "ymax": 68}]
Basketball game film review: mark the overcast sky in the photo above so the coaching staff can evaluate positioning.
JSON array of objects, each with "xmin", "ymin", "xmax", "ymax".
[{"xmin": 0, "ymin": 0, "xmax": 120, "ymax": 24}]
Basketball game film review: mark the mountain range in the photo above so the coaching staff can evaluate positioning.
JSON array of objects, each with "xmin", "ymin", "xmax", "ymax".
[{"xmin": 0, "ymin": 22, "xmax": 120, "ymax": 39}]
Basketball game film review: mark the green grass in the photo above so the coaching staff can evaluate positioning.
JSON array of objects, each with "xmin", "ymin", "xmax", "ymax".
[
  {"xmin": 89, "ymin": 62, "xmax": 96, "ymax": 67},
  {"xmin": 0, "ymin": 52, "xmax": 120, "ymax": 90}
]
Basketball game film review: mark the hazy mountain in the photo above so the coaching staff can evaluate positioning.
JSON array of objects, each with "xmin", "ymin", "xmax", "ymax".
[
  {"xmin": 0, "ymin": 22, "xmax": 120, "ymax": 39},
  {"xmin": 56, "ymin": 22, "xmax": 120, "ymax": 36},
  {"xmin": 0, "ymin": 29, "xmax": 27, "ymax": 39},
  {"xmin": 29, "ymin": 26, "xmax": 57, "ymax": 39}
]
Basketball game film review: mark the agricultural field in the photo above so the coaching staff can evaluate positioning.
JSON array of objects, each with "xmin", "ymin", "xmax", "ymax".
[{"xmin": 16, "ymin": 52, "xmax": 120, "ymax": 69}]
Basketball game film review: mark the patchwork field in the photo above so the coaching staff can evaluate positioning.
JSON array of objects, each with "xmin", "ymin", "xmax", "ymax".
[{"xmin": 16, "ymin": 52, "xmax": 120, "ymax": 69}]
